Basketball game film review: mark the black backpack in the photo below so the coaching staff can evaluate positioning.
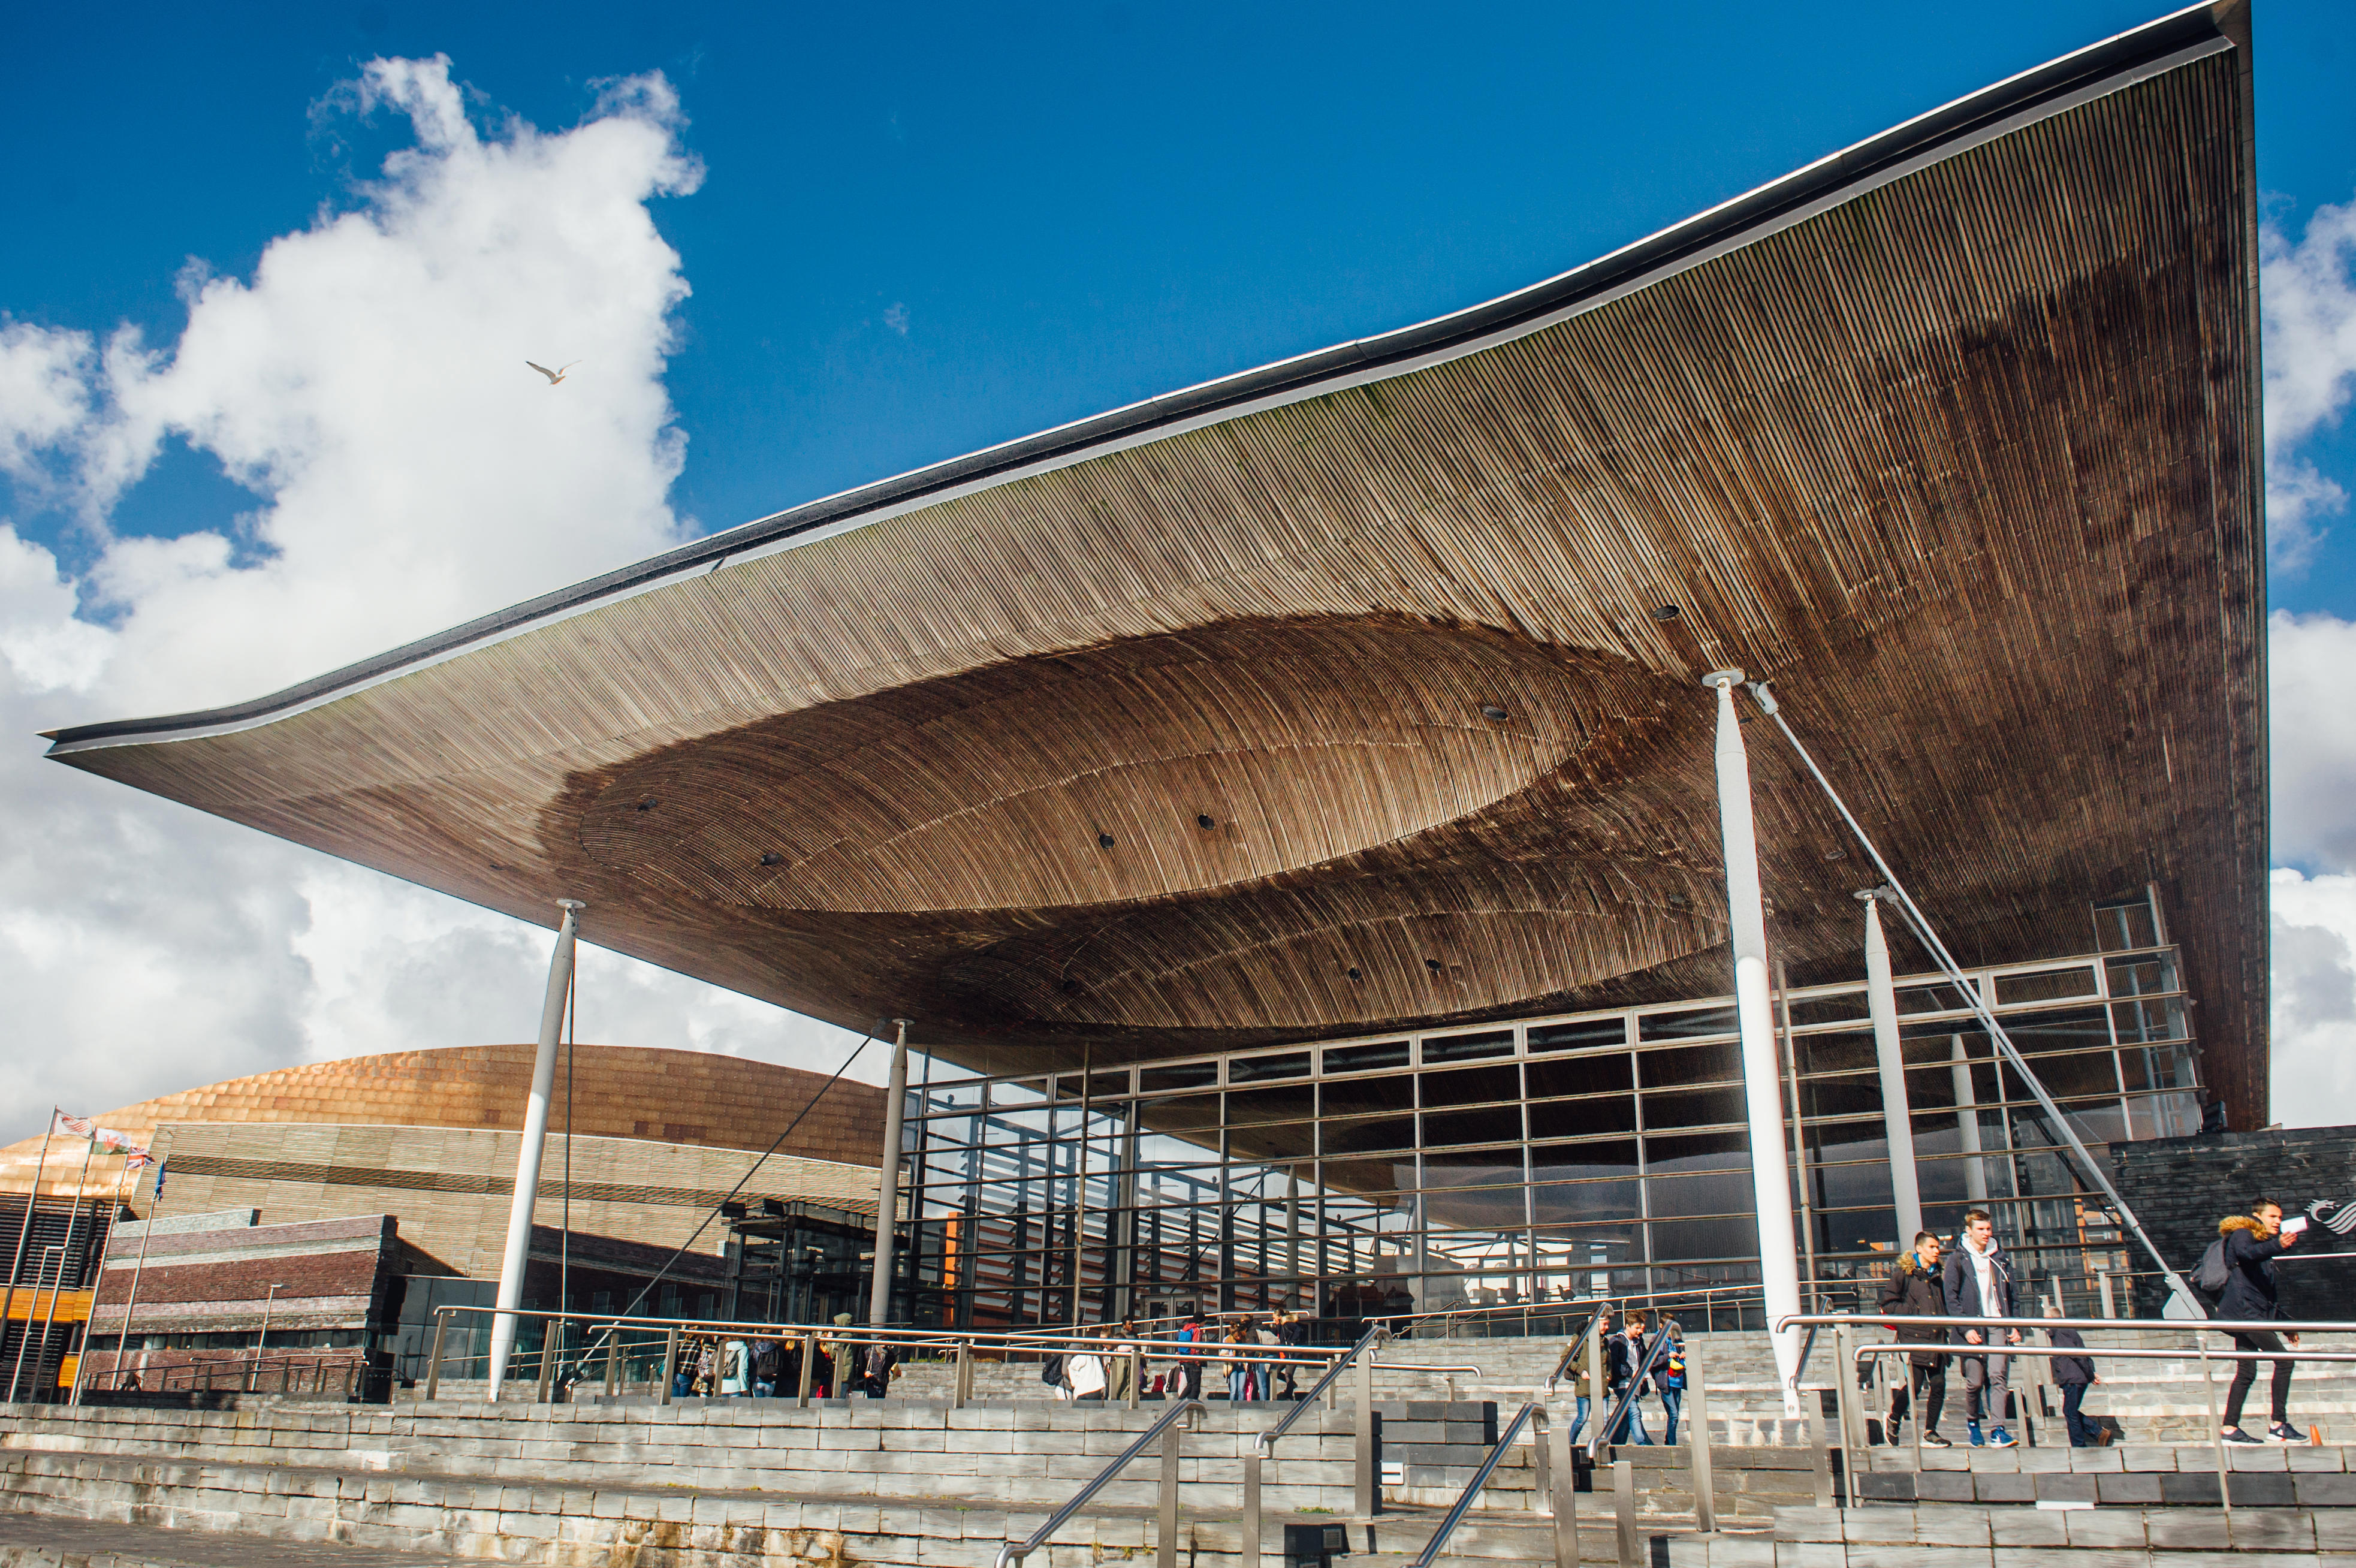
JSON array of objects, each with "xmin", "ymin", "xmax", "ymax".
[
  {"xmin": 1040, "ymin": 1353, "xmax": 1066, "ymax": 1386},
  {"xmin": 2194, "ymin": 1238, "xmax": 2232, "ymax": 1298}
]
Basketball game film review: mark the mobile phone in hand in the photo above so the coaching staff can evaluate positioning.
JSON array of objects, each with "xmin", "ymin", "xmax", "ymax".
[{"xmin": 2282, "ymin": 1216, "xmax": 2310, "ymax": 1237}]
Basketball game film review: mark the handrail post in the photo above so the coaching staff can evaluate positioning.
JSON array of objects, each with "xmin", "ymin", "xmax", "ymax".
[
  {"xmin": 1157, "ymin": 1407, "xmax": 1184, "ymax": 1568},
  {"xmin": 1242, "ymin": 1449, "xmax": 1262, "ymax": 1568},
  {"xmin": 660, "ymin": 1327, "xmax": 679, "ymax": 1407},
  {"xmin": 797, "ymin": 1331, "xmax": 816, "ymax": 1408},
  {"xmin": 1325, "ymin": 1353, "xmax": 1338, "ymax": 1410},
  {"xmin": 1127, "ymin": 1343, "xmax": 1142, "ymax": 1412},
  {"xmin": 536, "ymin": 1325, "xmax": 556, "ymax": 1404},
  {"xmin": 2198, "ymin": 1335, "xmax": 2230, "ymax": 1513},
  {"xmin": 1831, "ymin": 1325, "xmax": 1856, "ymax": 1504},
  {"xmin": 953, "ymin": 1339, "xmax": 970, "ymax": 1410},
  {"xmin": 1685, "ymin": 1336, "xmax": 1716, "ymax": 1533},
  {"xmin": 1613, "ymin": 1457, "xmax": 1637, "ymax": 1568},
  {"xmin": 604, "ymin": 1328, "xmax": 620, "ymax": 1398},
  {"xmin": 1547, "ymin": 1416, "xmax": 1577, "ymax": 1568},
  {"xmin": 425, "ymin": 1311, "xmax": 447, "ymax": 1403},
  {"xmin": 1354, "ymin": 1344, "xmax": 1377, "ymax": 1518},
  {"xmin": 1805, "ymin": 1395, "xmax": 1832, "ymax": 1508}
]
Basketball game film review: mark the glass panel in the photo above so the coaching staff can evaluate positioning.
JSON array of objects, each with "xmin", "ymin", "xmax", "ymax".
[
  {"xmin": 1529, "ymin": 1180, "xmax": 1643, "ymax": 1225},
  {"xmin": 2093, "ymin": 896, "xmax": 2159, "ymax": 952},
  {"xmin": 2005, "ymin": 1008, "xmax": 2111, "ymax": 1055},
  {"xmin": 1321, "ymin": 1074, "xmax": 1415, "ymax": 1118},
  {"xmin": 1420, "ymin": 1063, "xmax": 1521, "ymax": 1108},
  {"xmin": 1527, "ymin": 1054, "xmax": 1633, "ymax": 1099},
  {"xmin": 1423, "ymin": 1105, "xmax": 1525, "ymax": 1148},
  {"xmin": 1226, "ymin": 1085, "xmax": 1317, "ymax": 1125},
  {"xmin": 1645, "ymin": 1169, "xmax": 1755, "ymax": 1217},
  {"xmin": 1798, "ymin": 1032, "xmax": 1875, "ymax": 1075},
  {"xmin": 1642, "ymin": 1086, "xmax": 1748, "ymax": 1130},
  {"xmin": 1650, "ymin": 1215, "xmax": 1759, "ymax": 1261},
  {"xmin": 1136, "ymin": 1093, "xmax": 1224, "ymax": 1138},
  {"xmin": 1229, "ymin": 1051, "xmax": 1311, "ymax": 1084},
  {"xmin": 1798, "ymin": 1076, "xmax": 1881, "ymax": 1120},
  {"xmin": 1640, "ymin": 1005, "xmax": 1739, "ymax": 1041},
  {"xmin": 1530, "ymin": 1097, "xmax": 1637, "ymax": 1138},
  {"xmin": 1139, "ymin": 1062, "xmax": 1219, "ymax": 1093},
  {"xmin": 1322, "ymin": 1115, "xmax": 1417, "ymax": 1156},
  {"xmin": 1637, "ymin": 1040, "xmax": 1741, "ymax": 1088},
  {"xmin": 2105, "ymin": 954, "xmax": 2176, "ymax": 997},
  {"xmin": 1325, "ymin": 1040, "xmax": 1410, "ymax": 1075},
  {"xmin": 1529, "ymin": 1140, "xmax": 1640, "ymax": 1183},
  {"xmin": 1785, "ymin": 991, "xmax": 1869, "ymax": 1026},
  {"xmin": 1994, "ymin": 966, "xmax": 2099, "ymax": 1006},
  {"xmin": 1419, "ymin": 1147, "xmax": 1526, "ymax": 1181},
  {"xmin": 1423, "ymin": 1028, "xmax": 1514, "ymax": 1064},
  {"xmin": 2000, "ymin": 1051, "xmax": 2119, "ymax": 1102},
  {"xmin": 1897, "ymin": 981, "xmax": 1975, "ymax": 1015},
  {"xmin": 1643, "ymin": 1130, "xmax": 1749, "ymax": 1172},
  {"xmin": 1528, "ymin": 1016, "xmax": 1628, "ymax": 1053},
  {"xmin": 2111, "ymin": 998, "xmax": 2185, "ymax": 1045},
  {"xmin": 1226, "ymin": 1122, "xmax": 1317, "ymax": 1163}
]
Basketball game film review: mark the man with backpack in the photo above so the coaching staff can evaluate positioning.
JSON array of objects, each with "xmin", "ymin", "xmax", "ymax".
[
  {"xmin": 2043, "ymin": 1304, "xmax": 2098, "ymax": 1446},
  {"xmin": 1879, "ymin": 1231, "xmax": 1953, "ymax": 1447},
  {"xmin": 1942, "ymin": 1209, "xmax": 2020, "ymax": 1448},
  {"xmin": 2203, "ymin": 1198, "xmax": 2307, "ymax": 1443},
  {"xmin": 1655, "ymin": 1319, "xmax": 1688, "ymax": 1446},
  {"xmin": 1605, "ymin": 1311, "xmax": 1655, "ymax": 1445}
]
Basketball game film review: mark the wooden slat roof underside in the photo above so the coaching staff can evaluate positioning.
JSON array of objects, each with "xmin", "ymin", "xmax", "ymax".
[{"xmin": 47, "ymin": 7, "xmax": 2270, "ymax": 1123}]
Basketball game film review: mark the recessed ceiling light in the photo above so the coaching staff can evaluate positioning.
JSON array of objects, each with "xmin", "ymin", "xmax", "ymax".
[
  {"xmin": 1347, "ymin": 967, "xmax": 1363, "ymax": 982},
  {"xmin": 635, "ymin": 798, "xmax": 657, "ymax": 812},
  {"xmin": 1425, "ymin": 957, "xmax": 1443, "ymax": 973},
  {"xmin": 1480, "ymin": 704, "xmax": 1509, "ymax": 723},
  {"xmin": 1651, "ymin": 604, "xmax": 1682, "ymax": 622},
  {"xmin": 1197, "ymin": 813, "xmax": 1215, "ymax": 830},
  {"xmin": 1824, "ymin": 849, "xmax": 1847, "ymax": 861},
  {"xmin": 1097, "ymin": 832, "xmax": 1115, "ymax": 849},
  {"xmin": 759, "ymin": 852, "xmax": 783, "ymax": 867}
]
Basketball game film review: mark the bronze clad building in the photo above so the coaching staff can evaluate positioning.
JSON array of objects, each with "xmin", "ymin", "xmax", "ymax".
[{"xmin": 41, "ymin": 6, "xmax": 2265, "ymax": 1327}]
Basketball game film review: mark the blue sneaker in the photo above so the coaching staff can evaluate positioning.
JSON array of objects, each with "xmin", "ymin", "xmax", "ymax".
[
  {"xmin": 1968, "ymin": 1421, "xmax": 1984, "ymax": 1447},
  {"xmin": 1987, "ymin": 1427, "xmax": 2016, "ymax": 1448}
]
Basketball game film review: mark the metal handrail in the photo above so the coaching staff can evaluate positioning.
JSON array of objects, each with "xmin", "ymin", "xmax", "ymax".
[
  {"xmin": 1409, "ymin": 1400, "xmax": 1549, "ymax": 1568},
  {"xmin": 1585, "ymin": 1324, "xmax": 1676, "ymax": 1459},
  {"xmin": 994, "ymin": 1398, "xmax": 1202, "ymax": 1568},
  {"xmin": 1776, "ymin": 1310, "xmax": 2356, "ymax": 1337},
  {"xmin": 1254, "ymin": 1323, "xmax": 1386, "ymax": 1458}
]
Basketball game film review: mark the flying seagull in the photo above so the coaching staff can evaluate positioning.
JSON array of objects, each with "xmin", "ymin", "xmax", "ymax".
[{"xmin": 526, "ymin": 360, "xmax": 581, "ymax": 385}]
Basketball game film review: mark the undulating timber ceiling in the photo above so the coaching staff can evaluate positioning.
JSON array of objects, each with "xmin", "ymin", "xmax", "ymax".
[{"xmin": 46, "ymin": 6, "xmax": 2269, "ymax": 1123}]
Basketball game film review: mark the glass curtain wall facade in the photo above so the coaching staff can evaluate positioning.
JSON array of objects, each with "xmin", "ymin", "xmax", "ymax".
[{"xmin": 899, "ymin": 913, "xmax": 2198, "ymax": 1333}]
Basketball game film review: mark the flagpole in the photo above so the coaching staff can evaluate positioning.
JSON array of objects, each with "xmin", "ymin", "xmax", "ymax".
[
  {"xmin": 107, "ymin": 1159, "xmax": 168, "ymax": 1398},
  {"xmin": 1, "ymin": 1111, "xmax": 59, "ymax": 1374},
  {"xmin": 28, "ymin": 1135, "xmax": 102, "ymax": 1400},
  {"xmin": 70, "ymin": 1158, "xmax": 137, "ymax": 1407}
]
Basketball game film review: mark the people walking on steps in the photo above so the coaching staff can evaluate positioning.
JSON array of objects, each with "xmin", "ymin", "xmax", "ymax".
[
  {"xmin": 2042, "ymin": 1304, "xmax": 2098, "ymax": 1447},
  {"xmin": 1942, "ymin": 1208, "xmax": 2020, "ymax": 1448},
  {"xmin": 1223, "ymin": 1320, "xmax": 1254, "ymax": 1402},
  {"xmin": 2213, "ymin": 1197, "xmax": 2309, "ymax": 1445},
  {"xmin": 1606, "ymin": 1310, "xmax": 1655, "ymax": 1445},
  {"xmin": 1880, "ymin": 1232, "xmax": 1954, "ymax": 1448}
]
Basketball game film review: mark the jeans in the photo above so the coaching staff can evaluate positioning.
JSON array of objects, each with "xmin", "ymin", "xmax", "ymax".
[
  {"xmin": 1960, "ymin": 1351, "xmax": 2011, "ymax": 1427},
  {"xmin": 1229, "ymin": 1367, "xmax": 1253, "ymax": 1402},
  {"xmin": 1889, "ymin": 1361, "xmax": 1947, "ymax": 1435},
  {"xmin": 2225, "ymin": 1331, "xmax": 2294, "ymax": 1430},
  {"xmin": 1660, "ymin": 1388, "xmax": 1683, "ymax": 1446},
  {"xmin": 1607, "ymin": 1384, "xmax": 1653, "ymax": 1445},
  {"xmin": 1566, "ymin": 1394, "xmax": 1591, "ymax": 1446},
  {"xmin": 752, "ymin": 1379, "xmax": 775, "ymax": 1398},
  {"xmin": 673, "ymin": 1371, "xmax": 692, "ymax": 1399},
  {"xmin": 2060, "ymin": 1382, "xmax": 2092, "ymax": 1446}
]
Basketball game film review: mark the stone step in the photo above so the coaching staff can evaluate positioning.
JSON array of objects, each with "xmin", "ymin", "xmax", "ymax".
[
  {"xmin": 0, "ymin": 1509, "xmax": 469, "ymax": 1567},
  {"xmin": 1666, "ymin": 1503, "xmax": 2356, "ymax": 1567}
]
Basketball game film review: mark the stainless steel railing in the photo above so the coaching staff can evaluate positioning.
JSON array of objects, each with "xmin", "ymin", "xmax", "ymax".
[
  {"xmin": 1585, "ymin": 1324, "xmax": 1677, "ymax": 1460},
  {"xmin": 994, "ymin": 1397, "xmax": 1203, "ymax": 1568},
  {"xmin": 1408, "ymin": 1400, "xmax": 1565, "ymax": 1568}
]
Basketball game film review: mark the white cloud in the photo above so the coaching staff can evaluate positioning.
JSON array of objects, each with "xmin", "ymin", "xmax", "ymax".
[
  {"xmin": 0, "ymin": 56, "xmax": 877, "ymax": 1144},
  {"xmin": 2271, "ymin": 869, "xmax": 2356, "ymax": 1127},
  {"xmin": 883, "ymin": 301, "xmax": 909, "ymax": 336},
  {"xmin": 2269, "ymin": 610, "xmax": 2356, "ymax": 878},
  {"xmin": 2263, "ymin": 195, "xmax": 2356, "ymax": 572}
]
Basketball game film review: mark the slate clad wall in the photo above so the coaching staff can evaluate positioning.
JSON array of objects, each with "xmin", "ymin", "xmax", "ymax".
[{"xmin": 2110, "ymin": 1127, "xmax": 2356, "ymax": 1319}]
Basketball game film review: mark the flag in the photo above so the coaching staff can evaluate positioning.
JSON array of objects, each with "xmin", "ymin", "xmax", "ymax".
[
  {"xmin": 53, "ymin": 1112, "xmax": 94, "ymax": 1138},
  {"xmin": 153, "ymin": 1160, "xmax": 167, "ymax": 1200},
  {"xmin": 53, "ymin": 1111, "xmax": 152, "ymax": 1166}
]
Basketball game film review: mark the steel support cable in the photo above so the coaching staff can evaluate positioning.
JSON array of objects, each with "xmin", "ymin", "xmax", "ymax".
[
  {"xmin": 1742, "ymin": 680, "xmax": 2194, "ymax": 1310},
  {"xmin": 556, "ymin": 1023, "xmax": 881, "ymax": 1385}
]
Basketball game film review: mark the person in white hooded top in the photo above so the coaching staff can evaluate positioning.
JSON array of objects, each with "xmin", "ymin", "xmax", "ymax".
[{"xmin": 1941, "ymin": 1208, "xmax": 2022, "ymax": 1448}]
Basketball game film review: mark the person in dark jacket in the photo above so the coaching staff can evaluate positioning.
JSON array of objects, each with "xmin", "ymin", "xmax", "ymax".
[
  {"xmin": 1879, "ymin": 1232, "xmax": 1953, "ymax": 1446},
  {"xmin": 1941, "ymin": 1209, "xmax": 2022, "ymax": 1447},
  {"xmin": 2042, "ymin": 1305, "xmax": 2098, "ymax": 1447},
  {"xmin": 2216, "ymin": 1199, "xmax": 2304, "ymax": 1443}
]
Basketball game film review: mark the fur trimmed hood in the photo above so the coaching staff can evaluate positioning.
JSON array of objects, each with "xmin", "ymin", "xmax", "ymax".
[{"xmin": 2220, "ymin": 1213, "xmax": 2271, "ymax": 1237}]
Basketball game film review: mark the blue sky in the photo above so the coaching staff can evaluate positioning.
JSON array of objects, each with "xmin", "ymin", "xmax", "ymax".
[
  {"xmin": 5, "ymin": 1, "xmax": 2352, "ymax": 603},
  {"xmin": 4, "ymin": 1, "xmax": 2356, "ymax": 1137}
]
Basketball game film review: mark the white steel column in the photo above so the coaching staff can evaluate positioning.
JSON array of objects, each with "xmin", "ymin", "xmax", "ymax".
[
  {"xmin": 867, "ymin": 1019, "xmax": 912, "ymax": 1327},
  {"xmin": 1860, "ymin": 891, "xmax": 1924, "ymax": 1246},
  {"xmin": 1951, "ymin": 1036, "xmax": 1990, "ymax": 1204},
  {"xmin": 485, "ymin": 898, "xmax": 582, "ymax": 1400},
  {"xmin": 1705, "ymin": 671, "xmax": 1803, "ymax": 1414}
]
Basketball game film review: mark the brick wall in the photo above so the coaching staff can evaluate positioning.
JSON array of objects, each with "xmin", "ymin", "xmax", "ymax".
[{"xmin": 2110, "ymin": 1126, "xmax": 2356, "ymax": 1319}]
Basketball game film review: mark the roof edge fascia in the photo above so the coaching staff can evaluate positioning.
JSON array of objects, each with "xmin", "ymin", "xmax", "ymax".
[{"xmin": 45, "ymin": 1, "xmax": 2240, "ymax": 758}]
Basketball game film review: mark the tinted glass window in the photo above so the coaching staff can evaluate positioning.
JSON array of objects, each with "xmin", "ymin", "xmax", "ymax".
[
  {"xmin": 1527, "ymin": 1054, "xmax": 1632, "ymax": 1099},
  {"xmin": 1423, "ymin": 1105, "xmax": 1525, "ymax": 1148},
  {"xmin": 1325, "ymin": 1041, "xmax": 1411, "ymax": 1074},
  {"xmin": 1528, "ymin": 1016, "xmax": 1628, "ymax": 1053},
  {"xmin": 1639, "ymin": 1006, "xmax": 1739, "ymax": 1041},
  {"xmin": 1422, "ymin": 1029, "xmax": 1514, "ymax": 1064},
  {"xmin": 1139, "ymin": 1062, "xmax": 1219, "ymax": 1093},
  {"xmin": 1642, "ymin": 1086, "xmax": 1749, "ymax": 1130},
  {"xmin": 1229, "ymin": 1051, "xmax": 1310, "ymax": 1084},
  {"xmin": 1420, "ymin": 1064, "xmax": 1521, "ymax": 1108},
  {"xmin": 1528, "ymin": 1096, "xmax": 1637, "ymax": 1138},
  {"xmin": 1637, "ymin": 1040, "xmax": 1741, "ymax": 1088}
]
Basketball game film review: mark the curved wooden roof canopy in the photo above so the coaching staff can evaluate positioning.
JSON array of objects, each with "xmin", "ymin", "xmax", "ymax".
[{"xmin": 46, "ymin": 4, "xmax": 2270, "ymax": 1125}]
